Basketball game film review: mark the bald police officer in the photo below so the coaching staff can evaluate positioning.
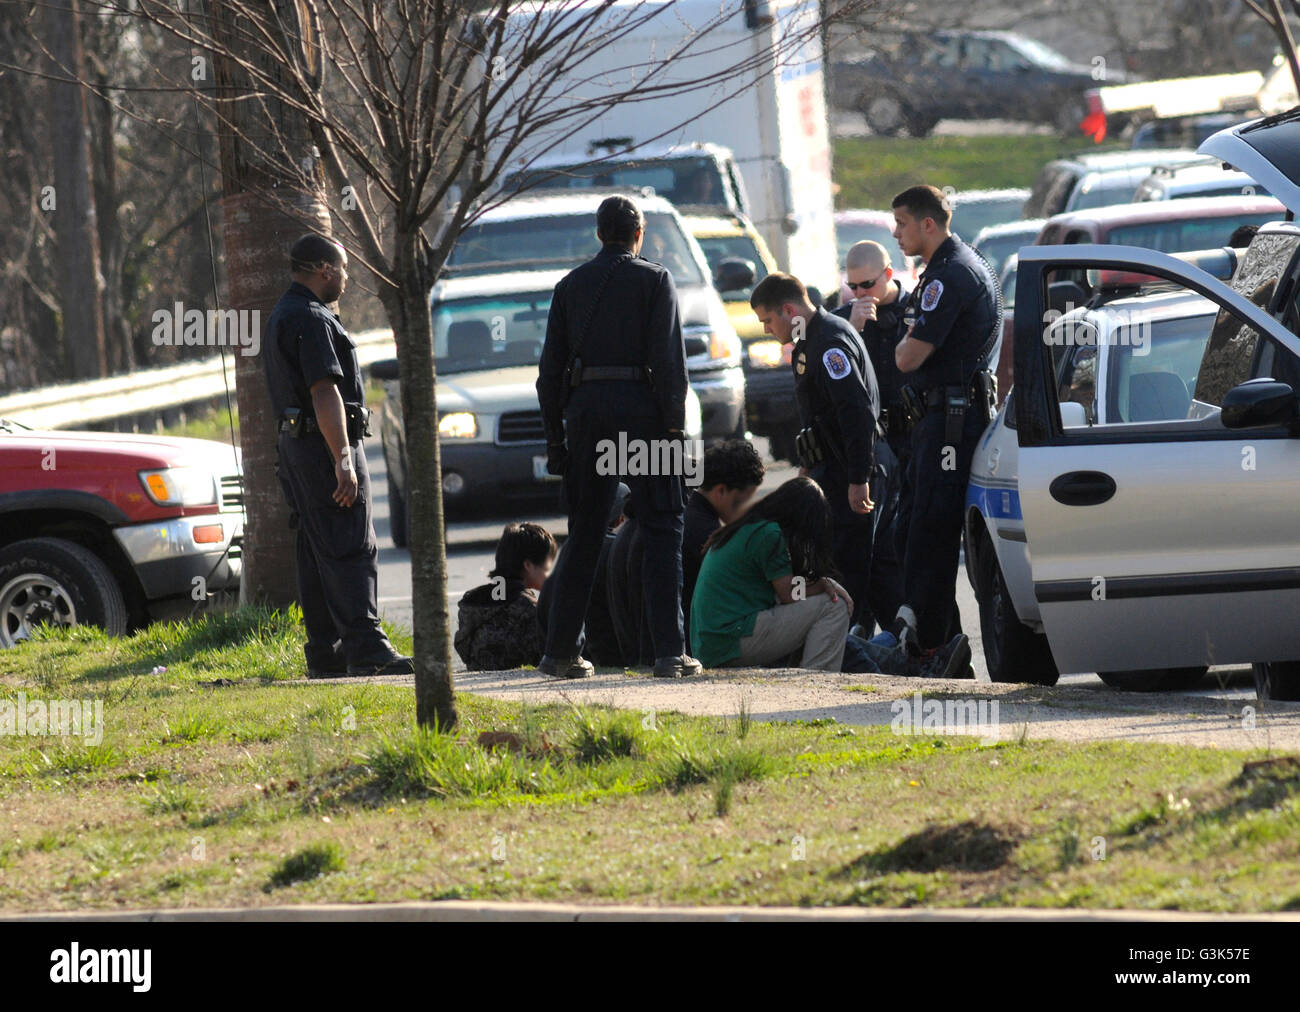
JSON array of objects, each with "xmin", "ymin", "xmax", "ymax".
[
  {"xmin": 536, "ymin": 195, "xmax": 701, "ymax": 680},
  {"xmin": 264, "ymin": 234, "xmax": 413, "ymax": 679},
  {"xmin": 890, "ymin": 186, "xmax": 1001, "ymax": 669}
]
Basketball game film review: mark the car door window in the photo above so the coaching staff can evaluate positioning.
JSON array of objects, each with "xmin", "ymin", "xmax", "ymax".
[
  {"xmin": 1057, "ymin": 344, "xmax": 1098, "ymax": 423},
  {"xmin": 1108, "ymin": 312, "xmax": 1216, "ymax": 423}
]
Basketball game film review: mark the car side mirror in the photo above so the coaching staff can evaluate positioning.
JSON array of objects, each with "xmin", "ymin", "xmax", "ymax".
[
  {"xmin": 1059, "ymin": 401, "xmax": 1087, "ymax": 427},
  {"xmin": 369, "ymin": 358, "xmax": 400, "ymax": 381},
  {"xmin": 1221, "ymin": 378, "xmax": 1297, "ymax": 430}
]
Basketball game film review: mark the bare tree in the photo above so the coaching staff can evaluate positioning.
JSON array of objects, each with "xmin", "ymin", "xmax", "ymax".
[
  {"xmin": 1244, "ymin": 0, "xmax": 1300, "ymax": 94},
  {"xmin": 111, "ymin": 0, "xmax": 875, "ymax": 729}
]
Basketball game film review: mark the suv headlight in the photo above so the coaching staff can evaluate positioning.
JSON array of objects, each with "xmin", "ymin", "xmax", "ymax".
[
  {"xmin": 438, "ymin": 412, "xmax": 478, "ymax": 439},
  {"xmin": 139, "ymin": 467, "xmax": 219, "ymax": 507},
  {"xmin": 746, "ymin": 340, "xmax": 784, "ymax": 369}
]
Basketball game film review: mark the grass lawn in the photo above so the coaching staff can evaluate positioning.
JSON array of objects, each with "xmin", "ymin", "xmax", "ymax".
[
  {"xmin": 832, "ymin": 134, "xmax": 1126, "ymax": 210},
  {"xmin": 1, "ymin": 610, "xmax": 1298, "ymax": 913}
]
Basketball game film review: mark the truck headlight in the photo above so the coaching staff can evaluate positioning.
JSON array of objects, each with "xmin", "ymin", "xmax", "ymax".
[
  {"xmin": 139, "ymin": 467, "xmax": 219, "ymax": 507},
  {"xmin": 438, "ymin": 412, "xmax": 478, "ymax": 439},
  {"xmin": 709, "ymin": 329, "xmax": 732, "ymax": 360},
  {"xmin": 747, "ymin": 340, "xmax": 784, "ymax": 369}
]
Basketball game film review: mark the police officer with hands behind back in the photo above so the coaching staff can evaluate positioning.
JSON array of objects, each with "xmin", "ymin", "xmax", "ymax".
[
  {"xmin": 750, "ymin": 272, "xmax": 880, "ymax": 629},
  {"xmin": 536, "ymin": 194, "xmax": 702, "ymax": 680},
  {"xmin": 889, "ymin": 185, "xmax": 1001, "ymax": 670},
  {"xmin": 263, "ymin": 233, "xmax": 413, "ymax": 679}
]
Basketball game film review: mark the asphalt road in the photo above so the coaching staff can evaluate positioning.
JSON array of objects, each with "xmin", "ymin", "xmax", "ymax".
[{"xmin": 365, "ymin": 434, "xmax": 1255, "ymax": 699}]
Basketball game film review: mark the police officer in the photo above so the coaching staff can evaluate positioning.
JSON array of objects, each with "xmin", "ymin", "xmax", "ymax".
[
  {"xmin": 536, "ymin": 195, "xmax": 701, "ymax": 679},
  {"xmin": 751, "ymin": 272, "xmax": 879, "ymax": 627},
  {"xmin": 263, "ymin": 234, "xmax": 413, "ymax": 679},
  {"xmin": 890, "ymin": 186, "xmax": 1001, "ymax": 669},
  {"xmin": 832, "ymin": 240, "xmax": 910, "ymax": 633}
]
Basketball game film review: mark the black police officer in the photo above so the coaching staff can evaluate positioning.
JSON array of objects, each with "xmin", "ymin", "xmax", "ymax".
[
  {"xmin": 832, "ymin": 240, "xmax": 910, "ymax": 633},
  {"xmin": 751, "ymin": 272, "xmax": 880, "ymax": 627},
  {"xmin": 536, "ymin": 195, "xmax": 701, "ymax": 679},
  {"xmin": 890, "ymin": 185, "xmax": 1001, "ymax": 664},
  {"xmin": 263, "ymin": 234, "xmax": 413, "ymax": 678}
]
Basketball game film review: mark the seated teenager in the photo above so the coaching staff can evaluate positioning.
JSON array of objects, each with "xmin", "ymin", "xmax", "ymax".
[
  {"xmin": 456, "ymin": 522, "xmax": 556, "ymax": 670},
  {"xmin": 690, "ymin": 477, "xmax": 852, "ymax": 671}
]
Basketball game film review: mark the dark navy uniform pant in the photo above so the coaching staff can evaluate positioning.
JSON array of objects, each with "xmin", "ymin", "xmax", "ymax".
[
  {"xmin": 546, "ymin": 382, "xmax": 685, "ymax": 661},
  {"xmin": 276, "ymin": 432, "xmax": 389, "ymax": 667},
  {"xmin": 898, "ymin": 406, "xmax": 986, "ymax": 649}
]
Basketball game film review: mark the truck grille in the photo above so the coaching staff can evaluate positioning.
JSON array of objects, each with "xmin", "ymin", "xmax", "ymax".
[
  {"xmin": 497, "ymin": 411, "xmax": 546, "ymax": 445},
  {"xmin": 220, "ymin": 474, "xmax": 244, "ymax": 513}
]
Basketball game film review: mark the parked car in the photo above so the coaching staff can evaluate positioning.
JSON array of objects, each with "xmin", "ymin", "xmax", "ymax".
[
  {"xmin": 1023, "ymin": 149, "xmax": 1203, "ymax": 218},
  {"xmin": 998, "ymin": 106, "xmax": 1300, "ymax": 700},
  {"xmin": 1132, "ymin": 159, "xmax": 1266, "ymax": 201},
  {"xmin": 0, "ymin": 419, "xmax": 243, "ymax": 646},
  {"xmin": 831, "ymin": 29, "xmax": 1123, "ymax": 137},
  {"xmin": 372, "ymin": 267, "xmax": 705, "ymax": 539},
  {"xmin": 1131, "ymin": 113, "xmax": 1253, "ymax": 150},
  {"xmin": 1034, "ymin": 194, "xmax": 1284, "ymax": 250},
  {"xmin": 683, "ymin": 212, "xmax": 796, "ymax": 451},
  {"xmin": 947, "ymin": 189, "xmax": 1031, "ymax": 245},
  {"xmin": 965, "ymin": 251, "xmax": 1238, "ymax": 687},
  {"xmin": 833, "ymin": 208, "xmax": 920, "ymax": 311},
  {"xmin": 972, "ymin": 218, "xmax": 1046, "ymax": 279},
  {"xmin": 446, "ymin": 190, "xmax": 744, "ymax": 441}
]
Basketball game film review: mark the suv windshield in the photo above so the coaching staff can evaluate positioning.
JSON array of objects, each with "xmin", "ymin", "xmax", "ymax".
[
  {"xmin": 433, "ymin": 292, "xmax": 551, "ymax": 376},
  {"xmin": 694, "ymin": 233, "xmax": 769, "ymax": 295},
  {"xmin": 949, "ymin": 197, "xmax": 1026, "ymax": 239},
  {"xmin": 506, "ymin": 156, "xmax": 729, "ymax": 210},
  {"xmin": 448, "ymin": 210, "xmax": 705, "ymax": 285}
]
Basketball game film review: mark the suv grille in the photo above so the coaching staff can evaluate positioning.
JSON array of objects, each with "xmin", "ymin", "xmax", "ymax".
[{"xmin": 497, "ymin": 411, "xmax": 546, "ymax": 445}]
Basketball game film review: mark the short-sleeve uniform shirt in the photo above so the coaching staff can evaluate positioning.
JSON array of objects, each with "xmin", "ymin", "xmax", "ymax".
[{"xmin": 263, "ymin": 281, "xmax": 365, "ymax": 419}]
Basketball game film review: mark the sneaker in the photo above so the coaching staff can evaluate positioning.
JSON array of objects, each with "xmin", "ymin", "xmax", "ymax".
[
  {"xmin": 653, "ymin": 654, "xmax": 703, "ymax": 679},
  {"xmin": 913, "ymin": 634, "xmax": 971, "ymax": 679},
  {"xmin": 538, "ymin": 655, "xmax": 594, "ymax": 680},
  {"xmin": 346, "ymin": 652, "xmax": 415, "ymax": 677}
]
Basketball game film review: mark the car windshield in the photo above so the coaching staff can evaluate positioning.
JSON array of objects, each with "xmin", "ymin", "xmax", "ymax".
[
  {"xmin": 448, "ymin": 211, "xmax": 705, "ymax": 285},
  {"xmin": 1007, "ymin": 35, "xmax": 1073, "ymax": 72},
  {"xmin": 835, "ymin": 221, "xmax": 910, "ymax": 275},
  {"xmin": 433, "ymin": 292, "xmax": 552, "ymax": 376},
  {"xmin": 1108, "ymin": 212, "xmax": 1280, "ymax": 253},
  {"xmin": 950, "ymin": 197, "xmax": 1026, "ymax": 240},
  {"xmin": 505, "ymin": 156, "xmax": 729, "ymax": 210},
  {"xmin": 693, "ymin": 233, "xmax": 769, "ymax": 296},
  {"xmin": 1069, "ymin": 174, "xmax": 1143, "ymax": 211},
  {"xmin": 974, "ymin": 232, "xmax": 1033, "ymax": 278}
]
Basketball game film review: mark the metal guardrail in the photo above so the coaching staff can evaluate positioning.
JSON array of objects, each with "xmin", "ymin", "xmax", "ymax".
[{"xmin": 0, "ymin": 329, "xmax": 396, "ymax": 430}]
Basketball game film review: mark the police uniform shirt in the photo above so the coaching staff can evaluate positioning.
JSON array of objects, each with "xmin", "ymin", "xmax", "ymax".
[
  {"xmin": 537, "ymin": 243, "xmax": 689, "ymax": 443},
  {"xmin": 902, "ymin": 235, "xmax": 1000, "ymax": 390},
  {"xmin": 264, "ymin": 281, "xmax": 365, "ymax": 421},
  {"xmin": 833, "ymin": 280, "xmax": 911, "ymax": 414},
  {"xmin": 793, "ymin": 307, "xmax": 880, "ymax": 485}
]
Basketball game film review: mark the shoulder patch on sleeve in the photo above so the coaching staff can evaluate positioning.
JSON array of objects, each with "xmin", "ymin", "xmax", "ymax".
[
  {"xmin": 921, "ymin": 279, "xmax": 944, "ymax": 312},
  {"xmin": 822, "ymin": 347, "xmax": 852, "ymax": 380}
]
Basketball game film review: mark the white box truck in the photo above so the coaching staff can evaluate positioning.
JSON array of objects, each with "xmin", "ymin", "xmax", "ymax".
[{"xmin": 494, "ymin": 0, "xmax": 839, "ymax": 292}]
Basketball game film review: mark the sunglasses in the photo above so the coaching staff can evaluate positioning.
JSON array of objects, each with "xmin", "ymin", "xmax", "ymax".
[{"xmin": 846, "ymin": 273, "xmax": 886, "ymax": 292}]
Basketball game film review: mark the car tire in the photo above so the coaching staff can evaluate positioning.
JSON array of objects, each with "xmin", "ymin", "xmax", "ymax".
[
  {"xmin": 1252, "ymin": 661, "xmax": 1300, "ymax": 701},
  {"xmin": 974, "ymin": 535, "xmax": 1058, "ymax": 685},
  {"xmin": 1097, "ymin": 667, "xmax": 1208, "ymax": 692},
  {"xmin": 862, "ymin": 94, "xmax": 906, "ymax": 137},
  {"xmin": 385, "ymin": 450, "xmax": 409, "ymax": 549},
  {"xmin": 0, "ymin": 537, "xmax": 127, "ymax": 647}
]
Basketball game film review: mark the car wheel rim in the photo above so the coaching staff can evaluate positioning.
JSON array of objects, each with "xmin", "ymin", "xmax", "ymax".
[
  {"xmin": 0, "ymin": 575, "xmax": 78, "ymax": 648},
  {"xmin": 867, "ymin": 97, "xmax": 904, "ymax": 132}
]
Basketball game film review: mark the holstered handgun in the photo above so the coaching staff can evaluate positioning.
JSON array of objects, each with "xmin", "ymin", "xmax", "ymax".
[{"xmin": 282, "ymin": 407, "xmax": 305, "ymax": 438}]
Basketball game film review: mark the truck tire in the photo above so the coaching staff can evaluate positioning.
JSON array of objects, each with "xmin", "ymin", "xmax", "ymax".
[
  {"xmin": 975, "ymin": 535, "xmax": 1058, "ymax": 685},
  {"xmin": 1252, "ymin": 661, "xmax": 1300, "ymax": 701},
  {"xmin": 0, "ymin": 537, "xmax": 128, "ymax": 647},
  {"xmin": 385, "ymin": 451, "xmax": 409, "ymax": 549},
  {"xmin": 1097, "ymin": 666, "xmax": 1208, "ymax": 692}
]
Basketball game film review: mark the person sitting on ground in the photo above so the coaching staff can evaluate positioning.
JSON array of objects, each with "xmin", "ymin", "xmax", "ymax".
[
  {"xmin": 690, "ymin": 476, "xmax": 853, "ymax": 671},
  {"xmin": 456, "ymin": 522, "xmax": 557, "ymax": 670}
]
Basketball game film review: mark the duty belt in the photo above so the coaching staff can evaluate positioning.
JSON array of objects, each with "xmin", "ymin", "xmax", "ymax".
[
  {"xmin": 280, "ymin": 404, "xmax": 372, "ymax": 441},
  {"xmin": 576, "ymin": 366, "xmax": 648, "ymax": 382}
]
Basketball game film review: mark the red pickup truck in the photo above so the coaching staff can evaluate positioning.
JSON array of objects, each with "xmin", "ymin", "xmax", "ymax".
[{"xmin": 0, "ymin": 418, "xmax": 244, "ymax": 647}]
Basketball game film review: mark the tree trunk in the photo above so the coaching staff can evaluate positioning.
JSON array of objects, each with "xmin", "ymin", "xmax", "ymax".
[
  {"xmin": 43, "ymin": 0, "xmax": 107, "ymax": 380},
  {"xmin": 393, "ymin": 231, "xmax": 457, "ymax": 731}
]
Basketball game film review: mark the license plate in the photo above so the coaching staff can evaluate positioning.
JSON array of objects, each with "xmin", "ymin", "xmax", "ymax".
[{"xmin": 533, "ymin": 455, "xmax": 560, "ymax": 482}]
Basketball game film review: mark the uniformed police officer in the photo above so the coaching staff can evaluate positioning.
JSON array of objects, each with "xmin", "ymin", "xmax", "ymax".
[
  {"xmin": 890, "ymin": 186, "xmax": 1001, "ymax": 668},
  {"xmin": 750, "ymin": 272, "xmax": 880, "ymax": 628},
  {"xmin": 832, "ymin": 240, "xmax": 910, "ymax": 633},
  {"xmin": 263, "ymin": 234, "xmax": 413, "ymax": 679},
  {"xmin": 536, "ymin": 195, "xmax": 702, "ymax": 679}
]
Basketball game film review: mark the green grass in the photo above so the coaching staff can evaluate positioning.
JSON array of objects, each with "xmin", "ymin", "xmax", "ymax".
[
  {"xmin": 153, "ymin": 378, "xmax": 388, "ymax": 443},
  {"xmin": 0, "ymin": 608, "xmax": 1298, "ymax": 912},
  {"xmin": 832, "ymin": 134, "xmax": 1127, "ymax": 210}
]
